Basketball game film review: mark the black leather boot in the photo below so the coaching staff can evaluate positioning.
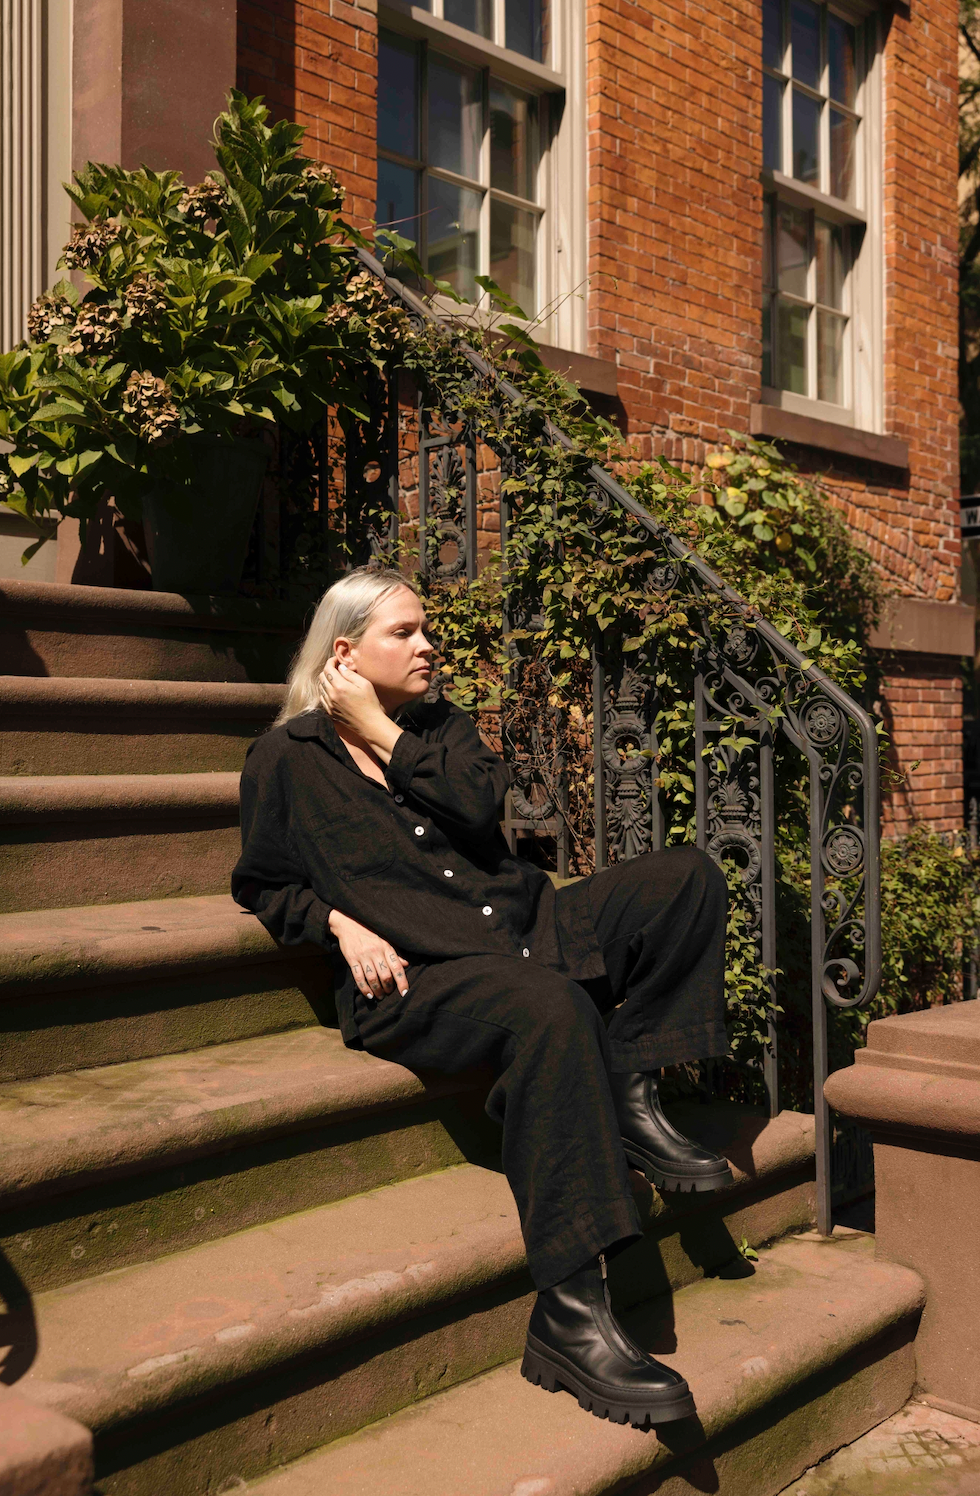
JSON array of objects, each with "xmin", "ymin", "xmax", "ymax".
[
  {"xmin": 521, "ymin": 1255, "xmax": 696, "ymax": 1427},
  {"xmin": 609, "ymin": 1071, "xmax": 734, "ymax": 1193}
]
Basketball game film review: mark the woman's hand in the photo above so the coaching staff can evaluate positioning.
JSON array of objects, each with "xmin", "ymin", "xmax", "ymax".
[
  {"xmin": 328, "ymin": 909, "xmax": 410, "ymax": 999},
  {"xmin": 317, "ymin": 657, "xmax": 387, "ymax": 739}
]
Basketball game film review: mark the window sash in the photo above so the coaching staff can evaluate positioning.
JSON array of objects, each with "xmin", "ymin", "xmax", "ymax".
[
  {"xmin": 376, "ymin": 32, "xmax": 546, "ymax": 311},
  {"xmin": 763, "ymin": 193, "xmax": 851, "ymax": 407}
]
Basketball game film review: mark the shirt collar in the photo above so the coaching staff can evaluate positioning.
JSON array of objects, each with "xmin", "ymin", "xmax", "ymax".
[{"xmin": 285, "ymin": 703, "xmax": 419, "ymax": 755}]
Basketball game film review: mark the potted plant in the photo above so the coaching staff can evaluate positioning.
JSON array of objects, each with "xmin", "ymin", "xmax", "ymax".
[{"xmin": 0, "ymin": 92, "xmax": 411, "ymax": 594}]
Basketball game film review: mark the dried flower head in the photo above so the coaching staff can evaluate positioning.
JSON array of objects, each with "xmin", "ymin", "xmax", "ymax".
[
  {"xmin": 0, "ymin": 465, "xmax": 12, "ymax": 497},
  {"xmin": 122, "ymin": 370, "xmax": 181, "ymax": 444},
  {"xmin": 27, "ymin": 291, "xmax": 76, "ymax": 344},
  {"xmin": 178, "ymin": 179, "xmax": 231, "ymax": 225},
  {"xmin": 63, "ymin": 303, "xmax": 123, "ymax": 357},
  {"xmin": 124, "ymin": 274, "xmax": 169, "ymax": 324},
  {"xmin": 61, "ymin": 219, "xmax": 120, "ymax": 269},
  {"xmin": 345, "ymin": 270, "xmax": 386, "ymax": 315},
  {"xmin": 300, "ymin": 161, "xmax": 346, "ymax": 208}
]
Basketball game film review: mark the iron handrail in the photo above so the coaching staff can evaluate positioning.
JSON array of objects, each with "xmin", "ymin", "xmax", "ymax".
[{"xmin": 353, "ymin": 247, "xmax": 881, "ymax": 1233}]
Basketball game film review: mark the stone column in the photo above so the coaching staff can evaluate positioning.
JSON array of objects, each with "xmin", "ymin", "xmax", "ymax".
[{"xmin": 825, "ymin": 999, "xmax": 980, "ymax": 1422}]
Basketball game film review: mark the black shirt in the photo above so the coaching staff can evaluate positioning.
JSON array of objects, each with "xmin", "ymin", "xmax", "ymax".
[{"xmin": 231, "ymin": 696, "xmax": 603, "ymax": 1045}]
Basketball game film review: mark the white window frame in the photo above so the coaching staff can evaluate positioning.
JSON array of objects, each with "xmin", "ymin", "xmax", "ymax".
[
  {"xmin": 377, "ymin": 0, "xmax": 586, "ymax": 352},
  {"xmin": 761, "ymin": 0, "xmax": 883, "ymax": 433}
]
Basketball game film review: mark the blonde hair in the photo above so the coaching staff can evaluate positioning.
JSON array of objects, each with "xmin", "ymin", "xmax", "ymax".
[{"xmin": 274, "ymin": 566, "xmax": 421, "ymax": 728}]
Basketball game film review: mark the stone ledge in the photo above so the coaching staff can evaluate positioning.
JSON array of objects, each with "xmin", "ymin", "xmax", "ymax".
[
  {"xmin": 0, "ymin": 771, "xmax": 241, "ymax": 824},
  {"xmin": 0, "ymin": 1385, "xmax": 92, "ymax": 1496},
  {"xmin": 0, "ymin": 676, "xmax": 285, "ymax": 717},
  {"xmin": 0, "ymin": 578, "xmax": 303, "ymax": 634},
  {"xmin": 869, "ymin": 597, "xmax": 975, "ymax": 658},
  {"xmin": 0, "ymin": 894, "xmax": 289, "ymax": 997},
  {"xmin": 750, "ymin": 404, "xmax": 910, "ymax": 469}
]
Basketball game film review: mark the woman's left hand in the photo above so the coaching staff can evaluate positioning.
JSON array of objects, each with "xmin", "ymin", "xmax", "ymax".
[{"xmin": 317, "ymin": 657, "xmax": 385, "ymax": 736}]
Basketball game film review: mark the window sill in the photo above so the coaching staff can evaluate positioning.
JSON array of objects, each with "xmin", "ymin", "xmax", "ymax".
[
  {"xmin": 378, "ymin": 0, "xmax": 566, "ymax": 91},
  {"xmin": 749, "ymin": 404, "xmax": 909, "ymax": 469},
  {"xmin": 869, "ymin": 598, "xmax": 975, "ymax": 658}
]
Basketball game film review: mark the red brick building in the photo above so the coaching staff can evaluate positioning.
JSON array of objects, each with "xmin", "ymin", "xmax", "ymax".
[{"xmin": 0, "ymin": 0, "xmax": 970, "ymax": 829}]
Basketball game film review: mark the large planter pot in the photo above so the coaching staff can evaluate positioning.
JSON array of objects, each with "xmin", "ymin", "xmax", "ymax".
[{"xmin": 141, "ymin": 436, "xmax": 269, "ymax": 595}]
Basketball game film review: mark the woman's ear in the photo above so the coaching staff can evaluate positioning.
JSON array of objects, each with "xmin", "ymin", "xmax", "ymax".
[{"xmin": 334, "ymin": 637, "xmax": 353, "ymax": 664}]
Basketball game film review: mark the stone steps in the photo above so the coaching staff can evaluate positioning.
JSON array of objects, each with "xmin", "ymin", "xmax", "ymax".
[
  {"xmin": 0, "ymin": 676, "xmax": 284, "ymax": 775},
  {"xmin": 0, "ymin": 1026, "xmax": 485, "ymax": 1293},
  {"xmin": 0, "ymin": 893, "xmax": 330, "ymax": 1080},
  {"xmin": 14, "ymin": 1130, "xmax": 824, "ymax": 1496},
  {"xmin": 243, "ymin": 1234, "xmax": 923, "ymax": 1496},
  {"xmin": 0, "ymin": 772, "xmax": 241, "ymax": 911},
  {"xmin": 0, "ymin": 578, "xmax": 301, "ymax": 682}
]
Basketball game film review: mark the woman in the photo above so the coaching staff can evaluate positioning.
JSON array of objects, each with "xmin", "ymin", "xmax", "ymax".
[{"xmin": 232, "ymin": 565, "xmax": 733, "ymax": 1429}]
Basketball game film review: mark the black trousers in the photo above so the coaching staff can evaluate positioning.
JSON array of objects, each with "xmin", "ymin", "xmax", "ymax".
[{"xmin": 353, "ymin": 847, "xmax": 729, "ymax": 1290}]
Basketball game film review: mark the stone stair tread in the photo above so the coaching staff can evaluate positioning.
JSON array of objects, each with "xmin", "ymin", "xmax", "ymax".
[
  {"xmin": 244, "ymin": 1235, "xmax": 924, "ymax": 1496},
  {"xmin": 0, "ymin": 892, "xmax": 286, "ymax": 996},
  {"xmin": 19, "ymin": 1163, "xmax": 524, "ymax": 1435},
  {"xmin": 0, "ymin": 1026, "xmax": 461, "ymax": 1206},
  {"xmin": 0, "ymin": 771, "xmax": 240, "ymax": 821},
  {"xmin": 0, "ymin": 675, "xmax": 285, "ymax": 713}
]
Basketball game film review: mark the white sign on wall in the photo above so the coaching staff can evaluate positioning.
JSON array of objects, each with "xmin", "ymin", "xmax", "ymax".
[{"xmin": 962, "ymin": 497, "xmax": 980, "ymax": 540}]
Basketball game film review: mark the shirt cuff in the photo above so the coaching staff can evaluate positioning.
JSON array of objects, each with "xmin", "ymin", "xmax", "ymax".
[{"xmin": 386, "ymin": 728, "xmax": 427, "ymax": 798}]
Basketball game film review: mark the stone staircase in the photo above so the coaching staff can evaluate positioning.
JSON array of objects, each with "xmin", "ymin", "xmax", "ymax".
[{"xmin": 0, "ymin": 577, "xmax": 925, "ymax": 1496}]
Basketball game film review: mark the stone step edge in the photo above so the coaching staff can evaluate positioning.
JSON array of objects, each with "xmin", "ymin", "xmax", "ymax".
[
  {"xmin": 0, "ymin": 1026, "xmax": 466, "ymax": 1208},
  {"xmin": 242, "ymin": 1236, "xmax": 924, "ymax": 1496},
  {"xmin": 0, "ymin": 676, "xmax": 285, "ymax": 716},
  {"xmin": 0, "ymin": 771, "xmax": 241, "ymax": 822},
  {"xmin": 0, "ymin": 577, "xmax": 303, "ymax": 634},
  {"xmin": 16, "ymin": 1147, "xmax": 821, "ymax": 1445},
  {"xmin": 0, "ymin": 893, "xmax": 290, "ymax": 997}
]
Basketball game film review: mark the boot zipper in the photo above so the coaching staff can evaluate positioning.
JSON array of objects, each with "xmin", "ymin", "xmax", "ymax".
[{"xmin": 599, "ymin": 1252, "xmax": 608, "ymax": 1281}]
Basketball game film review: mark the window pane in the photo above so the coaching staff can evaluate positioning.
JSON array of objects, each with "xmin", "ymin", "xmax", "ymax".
[
  {"xmin": 763, "ymin": 0, "xmax": 783, "ymax": 70},
  {"xmin": 828, "ymin": 14, "xmax": 856, "ymax": 107},
  {"xmin": 429, "ymin": 56, "xmax": 482, "ymax": 180},
  {"xmin": 777, "ymin": 299, "xmax": 809, "ymax": 394},
  {"xmin": 507, "ymin": 0, "xmax": 546, "ymax": 61},
  {"xmin": 490, "ymin": 199, "xmax": 536, "ymax": 315},
  {"xmin": 763, "ymin": 74, "xmax": 782, "ymax": 172},
  {"xmin": 830, "ymin": 109, "xmax": 856, "ymax": 201},
  {"xmin": 490, "ymin": 83, "xmax": 539, "ymax": 201},
  {"xmin": 792, "ymin": 89, "xmax": 820, "ymax": 184},
  {"xmin": 817, "ymin": 309, "xmax": 845, "ymax": 403},
  {"xmin": 762, "ymin": 296, "xmax": 774, "ymax": 387},
  {"xmin": 378, "ymin": 31, "xmax": 419, "ymax": 160},
  {"xmin": 427, "ymin": 177, "xmax": 481, "ymax": 301},
  {"xmin": 791, "ymin": 0, "xmax": 820, "ymax": 89},
  {"xmin": 815, "ymin": 219, "xmax": 844, "ymax": 308},
  {"xmin": 376, "ymin": 158, "xmax": 420, "ymax": 248},
  {"xmin": 763, "ymin": 197, "xmax": 775, "ymax": 290},
  {"xmin": 444, "ymin": 0, "xmax": 492, "ymax": 39},
  {"xmin": 777, "ymin": 201, "xmax": 809, "ymax": 298}
]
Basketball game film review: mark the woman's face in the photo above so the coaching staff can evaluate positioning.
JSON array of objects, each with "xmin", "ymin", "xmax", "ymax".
[{"xmin": 334, "ymin": 587, "xmax": 435, "ymax": 710}]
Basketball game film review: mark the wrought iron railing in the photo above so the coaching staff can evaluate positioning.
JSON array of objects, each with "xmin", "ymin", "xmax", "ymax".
[{"xmin": 308, "ymin": 247, "xmax": 883, "ymax": 1235}]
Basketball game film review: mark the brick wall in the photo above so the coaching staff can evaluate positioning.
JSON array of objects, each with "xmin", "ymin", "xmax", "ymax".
[
  {"xmin": 237, "ymin": 0, "xmax": 377, "ymax": 223},
  {"xmin": 238, "ymin": 0, "xmax": 964, "ymax": 830}
]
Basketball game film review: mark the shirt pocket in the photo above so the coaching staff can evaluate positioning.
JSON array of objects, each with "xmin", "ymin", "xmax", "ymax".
[{"xmin": 307, "ymin": 804, "xmax": 396, "ymax": 879}]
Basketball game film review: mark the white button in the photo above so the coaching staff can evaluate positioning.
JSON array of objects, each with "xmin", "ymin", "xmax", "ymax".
[
  {"xmin": 444, "ymin": 869, "xmax": 453, "ymax": 878},
  {"xmin": 482, "ymin": 905, "xmax": 493, "ymax": 916},
  {"xmin": 394, "ymin": 794, "xmax": 404, "ymax": 804},
  {"xmin": 414, "ymin": 826, "xmax": 425, "ymax": 836},
  {"xmin": 522, "ymin": 948, "xmax": 530, "ymax": 958}
]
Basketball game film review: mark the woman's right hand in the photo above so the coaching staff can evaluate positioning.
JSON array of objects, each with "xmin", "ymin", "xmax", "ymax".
[{"xmin": 328, "ymin": 909, "xmax": 410, "ymax": 999}]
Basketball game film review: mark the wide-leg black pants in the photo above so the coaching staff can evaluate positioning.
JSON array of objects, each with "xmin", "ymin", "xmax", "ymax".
[{"xmin": 353, "ymin": 847, "xmax": 729, "ymax": 1290}]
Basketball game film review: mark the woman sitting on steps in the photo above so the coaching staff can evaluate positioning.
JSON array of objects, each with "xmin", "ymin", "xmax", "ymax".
[{"xmin": 232, "ymin": 564, "xmax": 734, "ymax": 1430}]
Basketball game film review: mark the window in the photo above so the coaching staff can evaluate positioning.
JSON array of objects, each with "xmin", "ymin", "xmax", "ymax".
[
  {"xmin": 761, "ymin": 0, "xmax": 879, "ymax": 424},
  {"xmin": 375, "ymin": 0, "xmax": 583, "ymax": 342}
]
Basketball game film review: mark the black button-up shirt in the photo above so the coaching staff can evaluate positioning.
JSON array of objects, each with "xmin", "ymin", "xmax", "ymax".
[{"xmin": 231, "ymin": 696, "xmax": 603, "ymax": 1045}]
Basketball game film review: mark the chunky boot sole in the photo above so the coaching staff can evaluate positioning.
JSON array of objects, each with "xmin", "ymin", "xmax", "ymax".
[
  {"xmin": 623, "ymin": 1139, "xmax": 734, "ymax": 1194},
  {"xmin": 520, "ymin": 1333, "xmax": 697, "ymax": 1428}
]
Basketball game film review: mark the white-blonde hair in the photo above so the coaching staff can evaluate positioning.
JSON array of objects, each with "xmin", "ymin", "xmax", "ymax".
[{"xmin": 274, "ymin": 566, "xmax": 421, "ymax": 728}]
